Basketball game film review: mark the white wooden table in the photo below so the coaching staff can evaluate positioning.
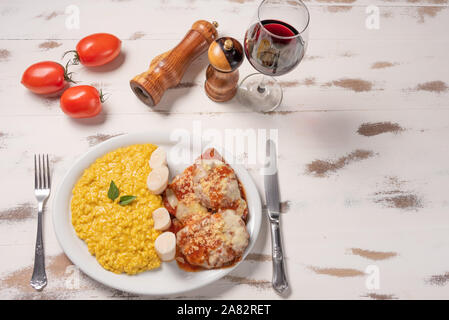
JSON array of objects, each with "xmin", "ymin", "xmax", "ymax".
[{"xmin": 1, "ymin": 0, "xmax": 448, "ymax": 300}]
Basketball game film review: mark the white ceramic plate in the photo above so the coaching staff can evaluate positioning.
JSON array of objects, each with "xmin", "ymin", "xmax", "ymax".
[{"xmin": 52, "ymin": 131, "xmax": 262, "ymax": 296}]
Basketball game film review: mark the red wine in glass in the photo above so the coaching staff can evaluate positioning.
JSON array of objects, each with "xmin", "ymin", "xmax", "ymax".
[
  {"xmin": 244, "ymin": 19, "xmax": 305, "ymax": 76},
  {"xmin": 238, "ymin": 0, "xmax": 310, "ymax": 112}
]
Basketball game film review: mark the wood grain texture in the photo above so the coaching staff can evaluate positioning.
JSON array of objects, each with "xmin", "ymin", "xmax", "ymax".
[
  {"xmin": 0, "ymin": 0, "xmax": 448, "ymax": 300},
  {"xmin": 130, "ymin": 20, "xmax": 218, "ymax": 106}
]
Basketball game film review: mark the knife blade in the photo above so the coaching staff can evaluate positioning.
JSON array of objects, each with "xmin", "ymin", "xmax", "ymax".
[
  {"xmin": 265, "ymin": 139, "xmax": 280, "ymax": 218},
  {"xmin": 264, "ymin": 139, "xmax": 289, "ymax": 294}
]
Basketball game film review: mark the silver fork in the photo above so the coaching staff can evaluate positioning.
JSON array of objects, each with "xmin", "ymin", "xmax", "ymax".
[{"xmin": 30, "ymin": 154, "xmax": 50, "ymax": 291}]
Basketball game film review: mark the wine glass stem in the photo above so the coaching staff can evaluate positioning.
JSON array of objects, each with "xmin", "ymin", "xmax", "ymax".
[{"xmin": 257, "ymin": 75, "xmax": 267, "ymax": 94}]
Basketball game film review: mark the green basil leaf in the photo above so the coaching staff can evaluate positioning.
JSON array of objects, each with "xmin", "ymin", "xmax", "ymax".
[
  {"xmin": 107, "ymin": 181, "xmax": 119, "ymax": 201},
  {"xmin": 119, "ymin": 195, "xmax": 136, "ymax": 206}
]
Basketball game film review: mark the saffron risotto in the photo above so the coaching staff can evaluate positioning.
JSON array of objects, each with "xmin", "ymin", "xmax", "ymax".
[{"xmin": 71, "ymin": 144, "xmax": 163, "ymax": 275}]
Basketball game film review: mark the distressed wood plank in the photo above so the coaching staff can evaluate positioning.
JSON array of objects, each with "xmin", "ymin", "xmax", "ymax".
[
  {"xmin": 0, "ymin": 38, "xmax": 448, "ymax": 116},
  {"xmin": 1, "ymin": 0, "xmax": 449, "ymax": 300},
  {"xmin": 0, "ymin": 0, "xmax": 448, "ymax": 41},
  {"xmin": 1, "ymin": 109, "xmax": 449, "ymax": 299}
]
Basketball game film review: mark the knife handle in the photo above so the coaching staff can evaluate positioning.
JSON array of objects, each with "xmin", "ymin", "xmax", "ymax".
[{"xmin": 269, "ymin": 219, "xmax": 289, "ymax": 294}]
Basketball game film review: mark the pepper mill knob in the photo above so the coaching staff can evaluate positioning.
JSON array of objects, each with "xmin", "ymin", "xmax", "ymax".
[{"xmin": 205, "ymin": 37, "xmax": 244, "ymax": 102}]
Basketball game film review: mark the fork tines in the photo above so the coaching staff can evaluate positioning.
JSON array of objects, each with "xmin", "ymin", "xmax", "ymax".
[{"xmin": 34, "ymin": 154, "xmax": 51, "ymax": 190}]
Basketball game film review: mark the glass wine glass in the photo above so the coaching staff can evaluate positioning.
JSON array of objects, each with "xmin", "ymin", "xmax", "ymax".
[{"xmin": 238, "ymin": 0, "xmax": 310, "ymax": 112}]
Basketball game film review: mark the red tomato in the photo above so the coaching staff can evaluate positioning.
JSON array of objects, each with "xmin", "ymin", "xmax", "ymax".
[
  {"xmin": 70, "ymin": 33, "xmax": 121, "ymax": 67},
  {"xmin": 21, "ymin": 61, "xmax": 71, "ymax": 94},
  {"xmin": 60, "ymin": 85, "xmax": 103, "ymax": 118}
]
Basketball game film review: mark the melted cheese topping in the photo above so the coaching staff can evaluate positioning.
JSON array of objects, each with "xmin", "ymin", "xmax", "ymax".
[
  {"xmin": 163, "ymin": 149, "xmax": 250, "ymax": 270},
  {"xmin": 176, "ymin": 210, "xmax": 249, "ymax": 269},
  {"xmin": 221, "ymin": 209, "xmax": 249, "ymax": 250},
  {"xmin": 175, "ymin": 199, "xmax": 210, "ymax": 225},
  {"xmin": 193, "ymin": 159, "xmax": 241, "ymax": 211},
  {"xmin": 164, "ymin": 164, "xmax": 211, "ymax": 224}
]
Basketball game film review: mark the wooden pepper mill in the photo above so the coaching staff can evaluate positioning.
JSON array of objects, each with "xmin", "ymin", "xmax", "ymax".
[
  {"xmin": 130, "ymin": 20, "xmax": 218, "ymax": 107},
  {"xmin": 205, "ymin": 37, "xmax": 244, "ymax": 102}
]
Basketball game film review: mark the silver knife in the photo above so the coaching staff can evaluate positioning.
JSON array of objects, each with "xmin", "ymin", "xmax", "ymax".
[{"xmin": 264, "ymin": 139, "xmax": 289, "ymax": 294}]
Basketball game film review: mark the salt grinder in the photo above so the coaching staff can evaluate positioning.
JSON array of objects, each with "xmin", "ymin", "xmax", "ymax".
[{"xmin": 205, "ymin": 37, "xmax": 243, "ymax": 102}]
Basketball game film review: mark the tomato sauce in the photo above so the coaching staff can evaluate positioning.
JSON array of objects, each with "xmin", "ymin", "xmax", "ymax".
[{"xmin": 162, "ymin": 148, "xmax": 249, "ymax": 272}]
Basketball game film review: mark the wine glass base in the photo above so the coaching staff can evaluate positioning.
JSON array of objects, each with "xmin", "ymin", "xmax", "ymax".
[{"xmin": 237, "ymin": 73, "xmax": 283, "ymax": 112}]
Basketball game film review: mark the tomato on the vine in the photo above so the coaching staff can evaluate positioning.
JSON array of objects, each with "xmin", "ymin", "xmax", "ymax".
[
  {"xmin": 64, "ymin": 33, "xmax": 121, "ymax": 67},
  {"xmin": 21, "ymin": 61, "xmax": 74, "ymax": 94},
  {"xmin": 60, "ymin": 85, "xmax": 105, "ymax": 118}
]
